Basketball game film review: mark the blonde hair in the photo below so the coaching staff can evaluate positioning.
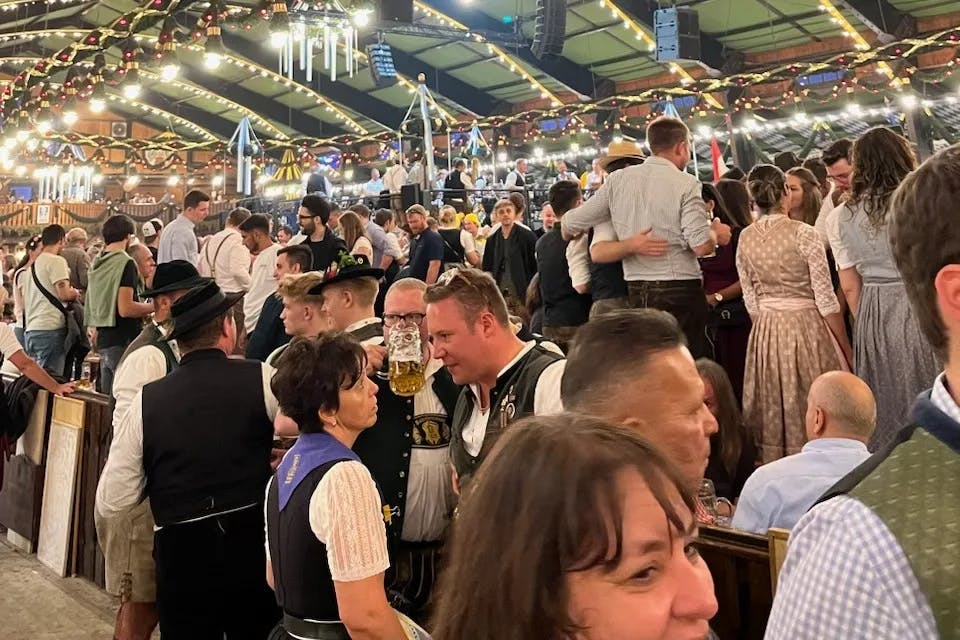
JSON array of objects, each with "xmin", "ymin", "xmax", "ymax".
[
  {"xmin": 327, "ymin": 277, "xmax": 379, "ymax": 308},
  {"xmin": 277, "ymin": 272, "xmax": 325, "ymax": 305},
  {"xmin": 439, "ymin": 206, "xmax": 458, "ymax": 226}
]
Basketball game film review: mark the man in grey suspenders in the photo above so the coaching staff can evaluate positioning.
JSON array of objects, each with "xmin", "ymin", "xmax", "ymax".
[
  {"xmin": 198, "ymin": 207, "xmax": 252, "ymax": 352},
  {"xmin": 95, "ymin": 260, "xmax": 209, "ymax": 640}
]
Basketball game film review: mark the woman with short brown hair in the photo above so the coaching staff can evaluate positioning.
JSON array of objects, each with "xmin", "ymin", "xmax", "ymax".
[{"xmin": 431, "ymin": 413, "xmax": 717, "ymax": 640}]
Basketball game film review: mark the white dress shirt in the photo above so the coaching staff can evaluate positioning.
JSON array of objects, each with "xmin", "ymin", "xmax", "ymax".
[
  {"xmin": 243, "ymin": 243, "xmax": 280, "ymax": 334},
  {"xmin": 197, "ymin": 227, "xmax": 251, "ymax": 293},
  {"xmin": 383, "ymin": 164, "xmax": 408, "ymax": 194},
  {"xmin": 96, "ymin": 361, "xmax": 280, "ymax": 522},
  {"xmin": 461, "ymin": 342, "xmax": 565, "ymax": 456},
  {"xmin": 403, "ymin": 358, "xmax": 458, "ymax": 542},
  {"xmin": 111, "ymin": 330, "xmax": 180, "ymax": 429},
  {"xmin": 566, "ymin": 234, "xmax": 591, "ymax": 290}
]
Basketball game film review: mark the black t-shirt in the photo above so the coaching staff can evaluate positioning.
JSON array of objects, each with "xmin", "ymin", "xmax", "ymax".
[
  {"xmin": 303, "ymin": 229, "xmax": 348, "ymax": 271},
  {"xmin": 408, "ymin": 230, "xmax": 444, "ymax": 281},
  {"xmin": 97, "ymin": 259, "xmax": 142, "ymax": 350}
]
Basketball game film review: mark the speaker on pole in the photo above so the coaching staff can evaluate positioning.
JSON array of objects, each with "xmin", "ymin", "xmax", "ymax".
[{"xmin": 530, "ymin": 0, "xmax": 565, "ymax": 60}]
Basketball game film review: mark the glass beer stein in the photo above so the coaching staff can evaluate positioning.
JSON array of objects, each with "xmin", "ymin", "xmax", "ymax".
[{"xmin": 388, "ymin": 323, "xmax": 425, "ymax": 397}]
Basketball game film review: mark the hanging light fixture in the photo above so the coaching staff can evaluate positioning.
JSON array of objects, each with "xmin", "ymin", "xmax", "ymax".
[
  {"xmin": 122, "ymin": 45, "xmax": 142, "ymax": 99},
  {"xmin": 62, "ymin": 67, "xmax": 79, "ymax": 126},
  {"xmin": 204, "ymin": 2, "xmax": 225, "ymax": 69},
  {"xmin": 269, "ymin": 0, "xmax": 289, "ymax": 49},
  {"xmin": 157, "ymin": 15, "xmax": 181, "ymax": 81}
]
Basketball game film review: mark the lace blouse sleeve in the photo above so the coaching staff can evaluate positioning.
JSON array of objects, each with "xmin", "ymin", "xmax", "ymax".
[
  {"xmin": 308, "ymin": 460, "xmax": 390, "ymax": 582},
  {"xmin": 797, "ymin": 223, "xmax": 841, "ymax": 317},
  {"xmin": 735, "ymin": 231, "xmax": 758, "ymax": 316}
]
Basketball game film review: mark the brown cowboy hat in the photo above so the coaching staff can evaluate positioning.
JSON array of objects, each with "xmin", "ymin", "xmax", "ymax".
[{"xmin": 597, "ymin": 140, "xmax": 646, "ymax": 171}]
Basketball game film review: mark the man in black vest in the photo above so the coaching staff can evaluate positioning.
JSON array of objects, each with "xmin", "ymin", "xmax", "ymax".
[
  {"xmin": 536, "ymin": 181, "xmax": 592, "ymax": 351},
  {"xmin": 353, "ymin": 278, "xmax": 459, "ymax": 621},
  {"xmin": 442, "ymin": 158, "xmax": 472, "ymax": 213},
  {"xmin": 424, "ymin": 268, "xmax": 565, "ymax": 492},
  {"xmin": 96, "ymin": 260, "xmax": 209, "ymax": 640},
  {"xmin": 95, "ymin": 280, "xmax": 280, "ymax": 639}
]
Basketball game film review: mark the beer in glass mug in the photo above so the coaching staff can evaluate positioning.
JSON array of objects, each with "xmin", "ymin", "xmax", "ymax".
[{"xmin": 388, "ymin": 323, "xmax": 425, "ymax": 396}]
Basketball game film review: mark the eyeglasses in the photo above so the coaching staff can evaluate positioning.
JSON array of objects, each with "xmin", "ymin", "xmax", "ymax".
[
  {"xmin": 383, "ymin": 312, "xmax": 425, "ymax": 327},
  {"xmin": 298, "ymin": 215, "xmax": 317, "ymax": 221}
]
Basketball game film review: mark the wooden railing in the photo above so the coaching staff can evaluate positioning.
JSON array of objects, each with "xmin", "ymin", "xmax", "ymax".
[{"xmin": 0, "ymin": 201, "xmax": 236, "ymax": 230}]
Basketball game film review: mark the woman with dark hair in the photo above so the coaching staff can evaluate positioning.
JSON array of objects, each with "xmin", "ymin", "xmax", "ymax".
[
  {"xmin": 785, "ymin": 167, "xmax": 823, "ymax": 226},
  {"xmin": 826, "ymin": 127, "xmax": 940, "ymax": 450},
  {"xmin": 431, "ymin": 413, "xmax": 717, "ymax": 640},
  {"xmin": 714, "ymin": 179, "xmax": 753, "ymax": 228},
  {"xmin": 12, "ymin": 234, "xmax": 42, "ymax": 346},
  {"xmin": 700, "ymin": 183, "xmax": 751, "ymax": 400},
  {"xmin": 697, "ymin": 359, "xmax": 756, "ymax": 501},
  {"xmin": 265, "ymin": 333, "xmax": 427, "ymax": 640},
  {"xmin": 737, "ymin": 165, "xmax": 851, "ymax": 463}
]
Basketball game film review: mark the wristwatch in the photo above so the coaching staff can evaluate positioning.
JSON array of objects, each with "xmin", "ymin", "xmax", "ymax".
[{"xmin": 713, "ymin": 293, "xmax": 724, "ymax": 304}]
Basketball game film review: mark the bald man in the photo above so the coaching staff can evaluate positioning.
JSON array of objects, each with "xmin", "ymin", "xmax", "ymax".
[{"xmin": 731, "ymin": 371, "xmax": 876, "ymax": 534}]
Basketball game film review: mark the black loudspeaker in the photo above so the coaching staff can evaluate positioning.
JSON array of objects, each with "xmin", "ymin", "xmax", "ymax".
[
  {"xmin": 379, "ymin": 0, "xmax": 413, "ymax": 23},
  {"xmin": 654, "ymin": 7, "xmax": 701, "ymax": 63},
  {"xmin": 366, "ymin": 43, "xmax": 398, "ymax": 88},
  {"xmin": 531, "ymin": 0, "xmax": 565, "ymax": 60},
  {"xmin": 401, "ymin": 183, "xmax": 421, "ymax": 210}
]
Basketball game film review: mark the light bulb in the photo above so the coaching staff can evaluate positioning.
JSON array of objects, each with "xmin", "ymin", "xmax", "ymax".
[
  {"xmin": 14, "ymin": 164, "xmax": 26, "ymax": 176},
  {"xmin": 269, "ymin": 30, "xmax": 287, "ymax": 49},
  {"xmin": 353, "ymin": 10, "xmax": 371, "ymax": 27},
  {"xmin": 167, "ymin": 175, "xmax": 179, "ymax": 186},
  {"xmin": 36, "ymin": 120, "xmax": 52, "ymax": 134},
  {"xmin": 204, "ymin": 52, "xmax": 222, "ymax": 69},
  {"xmin": 123, "ymin": 83, "xmax": 142, "ymax": 99},
  {"xmin": 90, "ymin": 97, "xmax": 106, "ymax": 113},
  {"xmin": 15, "ymin": 130, "xmax": 29, "ymax": 142},
  {"xmin": 160, "ymin": 62, "xmax": 180, "ymax": 81},
  {"xmin": 63, "ymin": 110, "xmax": 79, "ymax": 126}
]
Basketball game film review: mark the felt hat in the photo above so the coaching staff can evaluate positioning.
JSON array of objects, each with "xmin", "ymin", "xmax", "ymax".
[
  {"xmin": 141, "ymin": 260, "xmax": 210, "ymax": 297},
  {"xmin": 309, "ymin": 252, "xmax": 384, "ymax": 294},
  {"xmin": 165, "ymin": 280, "xmax": 242, "ymax": 341}
]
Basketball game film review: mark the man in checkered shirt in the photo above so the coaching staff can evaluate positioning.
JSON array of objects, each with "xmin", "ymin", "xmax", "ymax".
[{"xmin": 765, "ymin": 144, "xmax": 960, "ymax": 639}]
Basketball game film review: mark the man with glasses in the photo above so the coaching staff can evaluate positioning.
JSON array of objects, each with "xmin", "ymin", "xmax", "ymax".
[
  {"xmin": 424, "ymin": 267, "xmax": 565, "ymax": 493},
  {"xmin": 293, "ymin": 194, "xmax": 347, "ymax": 271},
  {"xmin": 353, "ymin": 277, "xmax": 459, "ymax": 622}
]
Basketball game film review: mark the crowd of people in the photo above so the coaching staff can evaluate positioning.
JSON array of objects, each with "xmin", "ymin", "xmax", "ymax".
[{"xmin": 2, "ymin": 113, "xmax": 953, "ymax": 639}]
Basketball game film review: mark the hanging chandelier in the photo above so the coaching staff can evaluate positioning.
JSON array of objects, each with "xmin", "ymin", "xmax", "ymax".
[{"xmin": 266, "ymin": 0, "xmax": 375, "ymax": 82}]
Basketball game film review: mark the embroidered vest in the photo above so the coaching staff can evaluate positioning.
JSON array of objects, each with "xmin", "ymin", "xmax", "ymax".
[
  {"xmin": 353, "ymin": 369, "xmax": 458, "ymax": 543},
  {"xmin": 822, "ymin": 397, "xmax": 960, "ymax": 638},
  {"xmin": 449, "ymin": 345, "xmax": 562, "ymax": 491}
]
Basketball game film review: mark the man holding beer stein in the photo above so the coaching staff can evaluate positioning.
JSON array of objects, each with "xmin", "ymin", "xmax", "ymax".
[{"xmin": 353, "ymin": 278, "xmax": 459, "ymax": 622}]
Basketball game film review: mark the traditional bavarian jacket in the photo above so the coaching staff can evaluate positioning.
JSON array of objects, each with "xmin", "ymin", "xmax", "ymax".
[
  {"xmin": 353, "ymin": 358, "xmax": 459, "ymax": 544},
  {"xmin": 450, "ymin": 343, "xmax": 564, "ymax": 490}
]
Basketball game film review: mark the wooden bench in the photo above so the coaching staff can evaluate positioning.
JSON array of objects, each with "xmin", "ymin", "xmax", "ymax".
[{"xmin": 697, "ymin": 525, "xmax": 773, "ymax": 640}]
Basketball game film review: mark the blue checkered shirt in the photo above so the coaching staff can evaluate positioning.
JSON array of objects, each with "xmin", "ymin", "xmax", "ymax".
[{"xmin": 763, "ymin": 376, "xmax": 952, "ymax": 639}]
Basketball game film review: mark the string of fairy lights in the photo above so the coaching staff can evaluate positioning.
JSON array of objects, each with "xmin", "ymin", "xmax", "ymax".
[{"xmin": 0, "ymin": 0, "xmax": 957, "ymax": 175}]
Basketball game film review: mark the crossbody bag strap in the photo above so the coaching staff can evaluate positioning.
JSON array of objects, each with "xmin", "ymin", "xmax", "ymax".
[{"xmin": 30, "ymin": 263, "xmax": 68, "ymax": 318}]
